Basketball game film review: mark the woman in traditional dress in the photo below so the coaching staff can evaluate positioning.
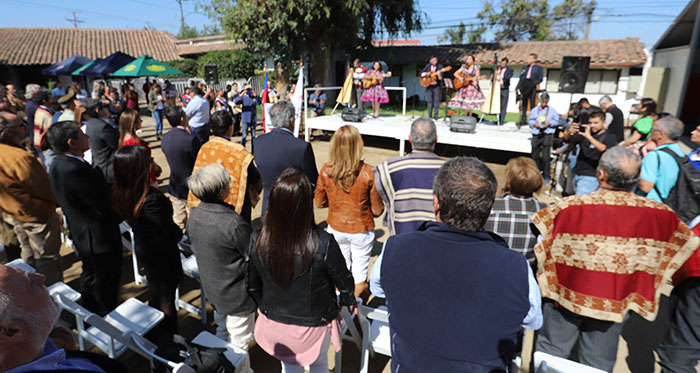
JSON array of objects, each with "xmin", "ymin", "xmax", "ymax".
[
  {"xmin": 449, "ymin": 55, "xmax": 486, "ymax": 117},
  {"xmin": 361, "ymin": 61, "xmax": 391, "ymax": 118}
]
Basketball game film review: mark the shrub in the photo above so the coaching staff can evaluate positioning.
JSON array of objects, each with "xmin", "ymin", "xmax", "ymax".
[
  {"xmin": 163, "ymin": 59, "xmax": 198, "ymax": 78},
  {"xmin": 196, "ymin": 50, "xmax": 256, "ymax": 79}
]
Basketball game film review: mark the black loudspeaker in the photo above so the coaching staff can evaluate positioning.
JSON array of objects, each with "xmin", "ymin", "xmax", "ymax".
[
  {"xmin": 204, "ymin": 64, "xmax": 218, "ymax": 85},
  {"xmin": 449, "ymin": 115, "xmax": 477, "ymax": 133},
  {"xmin": 341, "ymin": 108, "xmax": 364, "ymax": 122},
  {"xmin": 558, "ymin": 56, "xmax": 590, "ymax": 93}
]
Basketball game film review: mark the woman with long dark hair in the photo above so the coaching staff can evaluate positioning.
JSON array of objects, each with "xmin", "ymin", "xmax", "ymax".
[
  {"xmin": 361, "ymin": 61, "xmax": 392, "ymax": 118},
  {"xmin": 248, "ymin": 168, "xmax": 355, "ymax": 373},
  {"xmin": 315, "ymin": 125, "xmax": 383, "ymax": 299},
  {"xmin": 118, "ymin": 109, "xmax": 161, "ymax": 184},
  {"xmin": 112, "ymin": 146, "xmax": 183, "ymax": 333},
  {"xmin": 619, "ymin": 97, "xmax": 657, "ymax": 147}
]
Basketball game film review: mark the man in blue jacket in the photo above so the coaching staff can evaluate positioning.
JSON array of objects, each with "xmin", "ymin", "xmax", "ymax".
[
  {"xmin": 234, "ymin": 84, "xmax": 261, "ymax": 153},
  {"xmin": 370, "ymin": 157, "xmax": 542, "ymax": 372}
]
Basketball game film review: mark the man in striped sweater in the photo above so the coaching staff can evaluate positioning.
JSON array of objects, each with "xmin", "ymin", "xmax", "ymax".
[{"xmin": 373, "ymin": 117, "xmax": 445, "ymax": 236}]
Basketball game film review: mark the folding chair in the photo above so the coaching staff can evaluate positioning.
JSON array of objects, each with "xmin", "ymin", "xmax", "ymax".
[
  {"xmin": 6, "ymin": 258, "xmax": 36, "ymax": 273},
  {"xmin": 175, "ymin": 252, "xmax": 208, "ymax": 324},
  {"xmin": 533, "ymin": 351, "xmax": 606, "ymax": 373},
  {"xmin": 333, "ymin": 303, "xmax": 363, "ymax": 373},
  {"xmin": 120, "ymin": 221, "xmax": 147, "ymax": 286},
  {"xmin": 358, "ymin": 304, "xmax": 391, "ymax": 373},
  {"xmin": 52, "ymin": 294, "xmax": 164, "ymax": 358}
]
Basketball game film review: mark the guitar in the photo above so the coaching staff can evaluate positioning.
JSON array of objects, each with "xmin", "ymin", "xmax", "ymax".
[
  {"xmin": 363, "ymin": 72, "xmax": 392, "ymax": 89},
  {"xmin": 453, "ymin": 71, "xmax": 474, "ymax": 89},
  {"xmin": 419, "ymin": 66, "xmax": 453, "ymax": 87}
]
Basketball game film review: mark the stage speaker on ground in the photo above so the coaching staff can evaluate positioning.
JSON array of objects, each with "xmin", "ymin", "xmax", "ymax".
[
  {"xmin": 558, "ymin": 56, "xmax": 590, "ymax": 93},
  {"xmin": 204, "ymin": 64, "xmax": 218, "ymax": 85},
  {"xmin": 341, "ymin": 108, "xmax": 364, "ymax": 122},
  {"xmin": 449, "ymin": 115, "xmax": 477, "ymax": 133}
]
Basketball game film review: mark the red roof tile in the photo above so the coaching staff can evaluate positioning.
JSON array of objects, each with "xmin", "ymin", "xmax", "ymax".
[
  {"xmin": 360, "ymin": 38, "xmax": 646, "ymax": 67},
  {"xmin": 0, "ymin": 28, "xmax": 180, "ymax": 66}
]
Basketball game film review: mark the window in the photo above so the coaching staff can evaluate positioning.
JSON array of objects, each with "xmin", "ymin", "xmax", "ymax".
[
  {"xmin": 628, "ymin": 67, "xmax": 643, "ymax": 94},
  {"xmin": 546, "ymin": 68, "xmax": 619, "ymax": 94}
]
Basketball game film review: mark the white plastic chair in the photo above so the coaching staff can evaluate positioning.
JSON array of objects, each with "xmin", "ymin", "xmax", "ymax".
[
  {"xmin": 333, "ymin": 303, "xmax": 363, "ymax": 373},
  {"xmin": 52, "ymin": 294, "xmax": 164, "ymax": 358},
  {"xmin": 534, "ymin": 351, "xmax": 607, "ymax": 373},
  {"xmin": 358, "ymin": 304, "xmax": 391, "ymax": 373},
  {"xmin": 6, "ymin": 258, "xmax": 36, "ymax": 273},
  {"xmin": 175, "ymin": 251, "xmax": 208, "ymax": 324},
  {"xmin": 120, "ymin": 221, "xmax": 147, "ymax": 286}
]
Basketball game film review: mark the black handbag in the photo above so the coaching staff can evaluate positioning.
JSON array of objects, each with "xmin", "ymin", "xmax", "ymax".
[{"xmin": 155, "ymin": 333, "xmax": 236, "ymax": 373}]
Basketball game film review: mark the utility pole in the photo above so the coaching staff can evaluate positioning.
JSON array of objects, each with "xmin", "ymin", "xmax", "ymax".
[
  {"xmin": 65, "ymin": 11, "xmax": 85, "ymax": 28},
  {"xmin": 175, "ymin": 0, "xmax": 186, "ymax": 34},
  {"xmin": 584, "ymin": 0, "xmax": 597, "ymax": 40}
]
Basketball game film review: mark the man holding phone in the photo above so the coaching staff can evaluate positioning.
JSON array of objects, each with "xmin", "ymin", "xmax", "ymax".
[
  {"xmin": 562, "ymin": 111, "xmax": 619, "ymax": 195},
  {"xmin": 528, "ymin": 92, "xmax": 559, "ymax": 184}
]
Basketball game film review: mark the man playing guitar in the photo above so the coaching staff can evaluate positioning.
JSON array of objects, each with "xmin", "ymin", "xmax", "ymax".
[{"xmin": 421, "ymin": 57, "xmax": 444, "ymax": 120}]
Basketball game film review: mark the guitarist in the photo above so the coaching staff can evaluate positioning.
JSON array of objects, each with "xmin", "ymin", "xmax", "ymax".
[
  {"xmin": 420, "ymin": 57, "xmax": 443, "ymax": 119},
  {"xmin": 516, "ymin": 53, "xmax": 543, "ymax": 127},
  {"xmin": 497, "ymin": 57, "xmax": 513, "ymax": 126}
]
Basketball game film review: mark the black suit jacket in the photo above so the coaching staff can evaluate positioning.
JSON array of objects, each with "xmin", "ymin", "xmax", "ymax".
[
  {"xmin": 516, "ymin": 64, "xmax": 544, "ymax": 92},
  {"xmin": 86, "ymin": 117, "xmax": 119, "ymax": 183},
  {"xmin": 161, "ymin": 127, "xmax": 198, "ymax": 199},
  {"xmin": 253, "ymin": 128, "xmax": 318, "ymax": 215},
  {"xmin": 49, "ymin": 154, "xmax": 121, "ymax": 257},
  {"xmin": 500, "ymin": 67, "xmax": 514, "ymax": 89},
  {"xmin": 607, "ymin": 105, "xmax": 625, "ymax": 144}
]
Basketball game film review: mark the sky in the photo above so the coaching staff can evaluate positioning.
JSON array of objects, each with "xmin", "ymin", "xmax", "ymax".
[{"xmin": 2, "ymin": 0, "xmax": 692, "ymax": 48}]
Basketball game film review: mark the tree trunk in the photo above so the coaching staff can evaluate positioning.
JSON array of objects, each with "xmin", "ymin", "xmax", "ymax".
[
  {"xmin": 309, "ymin": 23, "xmax": 329, "ymax": 86},
  {"xmin": 274, "ymin": 62, "xmax": 289, "ymax": 94}
]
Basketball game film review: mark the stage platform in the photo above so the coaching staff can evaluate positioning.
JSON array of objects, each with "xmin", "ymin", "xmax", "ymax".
[{"xmin": 304, "ymin": 113, "xmax": 533, "ymax": 155}]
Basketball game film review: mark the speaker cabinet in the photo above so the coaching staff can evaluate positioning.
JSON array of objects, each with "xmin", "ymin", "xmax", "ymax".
[
  {"xmin": 204, "ymin": 64, "xmax": 219, "ymax": 85},
  {"xmin": 558, "ymin": 56, "xmax": 591, "ymax": 93},
  {"xmin": 341, "ymin": 108, "xmax": 364, "ymax": 122},
  {"xmin": 449, "ymin": 115, "xmax": 477, "ymax": 133}
]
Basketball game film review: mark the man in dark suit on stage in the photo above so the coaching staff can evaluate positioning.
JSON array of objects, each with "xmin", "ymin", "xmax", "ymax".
[
  {"xmin": 420, "ymin": 57, "xmax": 444, "ymax": 120},
  {"xmin": 516, "ymin": 53, "xmax": 544, "ymax": 127},
  {"xmin": 47, "ymin": 121, "xmax": 122, "ymax": 316},
  {"xmin": 498, "ymin": 57, "xmax": 514, "ymax": 126},
  {"xmin": 85, "ymin": 99, "xmax": 119, "ymax": 184},
  {"xmin": 253, "ymin": 101, "xmax": 318, "ymax": 216}
]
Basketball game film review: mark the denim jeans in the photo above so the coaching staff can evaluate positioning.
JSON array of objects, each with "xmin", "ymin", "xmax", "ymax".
[
  {"xmin": 241, "ymin": 121, "xmax": 255, "ymax": 152},
  {"xmin": 574, "ymin": 174, "xmax": 599, "ymax": 195},
  {"xmin": 153, "ymin": 108, "xmax": 164, "ymax": 136}
]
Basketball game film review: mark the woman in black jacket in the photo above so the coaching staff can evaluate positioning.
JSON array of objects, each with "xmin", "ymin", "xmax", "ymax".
[
  {"xmin": 248, "ymin": 167, "xmax": 355, "ymax": 372},
  {"xmin": 113, "ymin": 145, "xmax": 183, "ymax": 333}
]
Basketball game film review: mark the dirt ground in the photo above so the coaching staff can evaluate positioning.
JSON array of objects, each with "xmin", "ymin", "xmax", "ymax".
[{"xmin": 51, "ymin": 113, "xmax": 687, "ymax": 372}]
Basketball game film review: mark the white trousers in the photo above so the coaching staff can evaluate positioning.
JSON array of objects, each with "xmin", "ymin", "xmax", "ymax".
[
  {"xmin": 280, "ymin": 332, "xmax": 331, "ymax": 373},
  {"xmin": 327, "ymin": 226, "xmax": 375, "ymax": 284},
  {"xmin": 214, "ymin": 311, "xmax": 255, "ymax": 372}
]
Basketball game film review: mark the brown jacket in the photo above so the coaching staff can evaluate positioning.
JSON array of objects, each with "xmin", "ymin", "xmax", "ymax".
[
  {"xmin": 0, "ymin": 142, "xmax": 57, "ymax": 222},
  {"xmin": 315, "ymin": 163, "xmax": 384, "ymax": 234}
]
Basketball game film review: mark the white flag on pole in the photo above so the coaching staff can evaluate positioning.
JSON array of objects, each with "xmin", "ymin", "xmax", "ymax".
[{"xmin": 292, "ymin": 63, "xmax": 304, "ymax": 137}]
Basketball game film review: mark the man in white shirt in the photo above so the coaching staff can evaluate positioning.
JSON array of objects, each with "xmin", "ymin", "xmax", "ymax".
[{"xmin": 184, "ymin": 87, "xmax": 211, "ymax": 148}]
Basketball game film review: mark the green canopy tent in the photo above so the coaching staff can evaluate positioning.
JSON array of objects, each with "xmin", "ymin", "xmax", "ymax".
[
  {"xmin": 111, "ymin": 54, "xmax": 183, "ymax": 77},
  {"xmin": 71, "ymin": 60, "xmax": 98, "ymax": 76}
]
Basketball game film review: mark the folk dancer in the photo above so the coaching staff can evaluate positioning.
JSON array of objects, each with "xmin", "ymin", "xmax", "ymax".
[
  {"xmin": 420, "ymin": 57, "xmax": 444, "ymax": 120},
  {"xmin": 448, "ymin": 55, "xmax": 486, "ymax": 117},
  {"xmin": 361, "ymin": 61, "xmax": 391, "ymax": 119}
]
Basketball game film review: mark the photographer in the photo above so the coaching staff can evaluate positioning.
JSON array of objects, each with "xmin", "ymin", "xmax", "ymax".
[
  {"xmin": 561, "ymin": 111, "xmax": 618, "ymax": 195},
  {"xmin": 528, "ymin": 92, "xmax": 559, "ymax": 184},
  {"xmin": 234, "ymin": 84, "xmax": 260, "ymax": 152}
]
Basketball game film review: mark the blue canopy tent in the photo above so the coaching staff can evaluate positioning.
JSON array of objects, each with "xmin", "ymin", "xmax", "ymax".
[
  {"xmin": 79, "ymin": 51, "xmax": 136, "ymax": 77},
  {"xmin": 41, "ymin": 55, "xmax": 92, "ymax": 76}
]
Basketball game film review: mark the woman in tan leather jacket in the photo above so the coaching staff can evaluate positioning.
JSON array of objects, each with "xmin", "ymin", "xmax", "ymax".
[{"xmin": 315, "ymin": 125, "xmax": 384, "ymax": 298}]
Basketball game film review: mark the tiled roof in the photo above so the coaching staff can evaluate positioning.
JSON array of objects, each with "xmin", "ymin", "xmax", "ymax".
[
  {"xmin": 175, "ymin": 35, "xmax": 246, "ymax": 56},
  {"xmin": 360, "ymin": 38, "xmax": 647, "ymax": 67},
  {"xmin": 0, "ymin": 28, "xmax": 180, "ymax": 66}
]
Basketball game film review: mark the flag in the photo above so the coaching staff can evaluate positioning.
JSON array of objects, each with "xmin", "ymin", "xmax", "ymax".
[
  {"xmin": 292, "ymin": 64, "xmax": 304, "ymax": 137},
  {"xmin": 261, "ymin": 69, "xmax": 271, "ymax": 133}
]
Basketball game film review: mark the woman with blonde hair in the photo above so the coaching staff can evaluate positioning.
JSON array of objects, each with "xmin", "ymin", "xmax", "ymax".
[
  {"xmin": 118, "ymin": 108, "xmax": 161, "ymax": 184},
  {"xmin": 315, "ymin": 125, "xmax": 384, "ymax": 298},
  {"xmin": 483, "ymin": 156, "xmax": 546, "ymax": 268}
]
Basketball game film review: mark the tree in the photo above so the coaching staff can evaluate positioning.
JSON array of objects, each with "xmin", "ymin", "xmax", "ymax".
[
  {"xmin": 163, "ymin": 58, "xmax": 198, "ymax": 78},
  {"xmin": 437, "ymin": 22, "xmax": 467, "ymax": 44},
  {"xmin": 551, "ymin": 0, "xmax": 596, "ymax": 40},
  {"xmin": 200, "ymin": 0, "xmax": 423, "ymax": 91},
  {"xmin": 176, "ymin": 23, "xmax": 222, "ymax": 40},
  {"xmin": 197, "ymin": 50, "xmax": 258, "ymax": 79},
  {"xmin": 470, "ymin": 0, "xmax": 551, "ymax": 42}
]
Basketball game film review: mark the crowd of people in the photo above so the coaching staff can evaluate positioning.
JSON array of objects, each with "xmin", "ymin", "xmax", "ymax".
[{"xmin": 1, "ymin": 77, "xmax": 700, "ymax": 373}]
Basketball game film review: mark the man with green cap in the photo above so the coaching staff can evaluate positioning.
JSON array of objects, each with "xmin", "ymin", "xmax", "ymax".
[{"xmin": 57, "ymin": 90, "xmax": 80, "ymax": 122}]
